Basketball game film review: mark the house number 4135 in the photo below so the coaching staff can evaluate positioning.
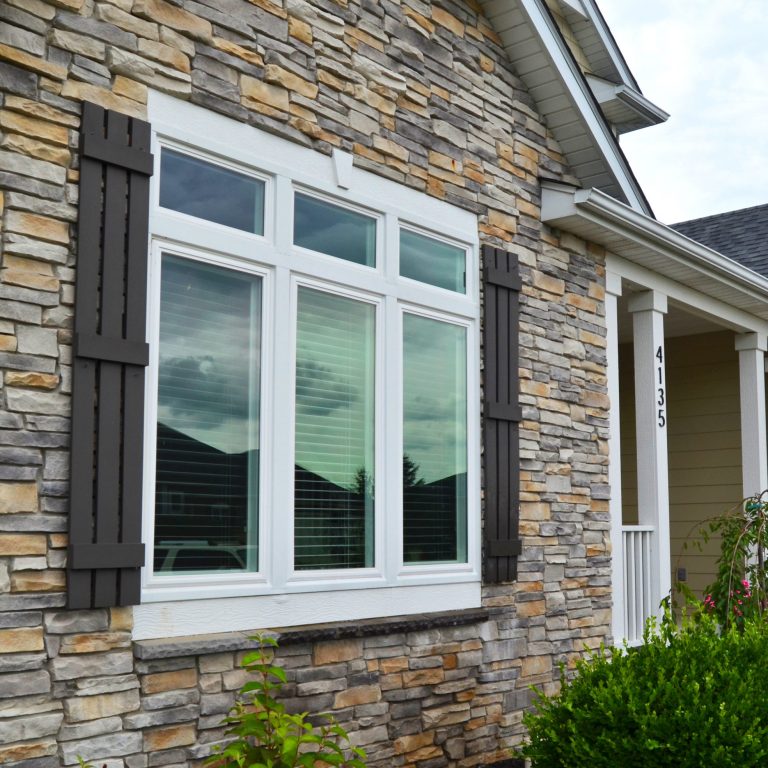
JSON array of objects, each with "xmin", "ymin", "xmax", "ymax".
[{"xmin": 656, "ymin": 345, "xmax": 666, "ymax": 428}]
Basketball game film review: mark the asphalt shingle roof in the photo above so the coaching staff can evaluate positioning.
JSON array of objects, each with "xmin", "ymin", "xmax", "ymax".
[{"xmin": 672, "ymin": 203, "xmax": 768, "ymax": 278}]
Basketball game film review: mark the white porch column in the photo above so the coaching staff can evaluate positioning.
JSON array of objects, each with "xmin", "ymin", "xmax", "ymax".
[
  {"xmin": 736, "ymin": 333, "xmax": 768, "ymax": 498},
  {"xmin": 605, "ymin": 271, "xmax": 624, "ymax": 644},
  {"xmin": 628, "ymin": 290, "xmax": 671, "ymax": 612}
]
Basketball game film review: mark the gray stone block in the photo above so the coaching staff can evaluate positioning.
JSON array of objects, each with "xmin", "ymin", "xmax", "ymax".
[
  {"xmin": 0, "ymin": 712, "xmax": 63, "ymax": 742},
  {"xmin": 122, "ymin": 703, "xmax": 199, "ymax": 730},
  {"xmin": 0, "ymin": 670, "xmax": 50, "ymax": 699},
  {"xmin": 0, "ymin": 611, "xmax": 41, "ymax": 629},
  {"xmin": 0, "ymin": 652, "xmax": 47, "ymax": 673},
  {"xmin": 59, "ymin": 730, "xmax": 143, "ymax": 764},
  {"xmin": 51, "ymin": 651, "xmax": 133, "ymax": 681},
  {"xmin": 59, "ymin": 716, "xmax": 123, "ymax": 742},
  {"xmin": 0, "ymin": 61, "xmax": 37, "ymax": 98}
]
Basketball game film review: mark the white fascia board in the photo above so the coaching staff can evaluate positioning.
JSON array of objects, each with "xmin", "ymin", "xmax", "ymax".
[
  {"xmin": 586, "ymin": 75, "xmax": 669, "ymax": 130},
  {"xmin": 518, "ymin": 0, "xmax": 650, "ymax": 214},
  {"xmin": 542, "ymin": 183, "xmax": 768, "ymax": 330}
]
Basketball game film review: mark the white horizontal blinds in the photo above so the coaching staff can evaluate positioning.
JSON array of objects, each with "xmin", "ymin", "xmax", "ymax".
[
  {"xmin": 154, "ymin": 255, "xmax": 261, "ymax": 574},
  {"xmin": 294, "ymin": 192, "xmax": 376, "ymax": 267},
  {"xmin": 399, "ymin": 229, "xmax": 466, "ymax": 293},
  {"xmin": 403, "ymin": 314, "xmax": 468, "ymax": 563},
  {"xmin": 159, "ymin": 148, "xmax": 265, "ymax": 234},
  {"xmin": 294, "ymin": 287, "xmax": 375, "ymax": 570}
]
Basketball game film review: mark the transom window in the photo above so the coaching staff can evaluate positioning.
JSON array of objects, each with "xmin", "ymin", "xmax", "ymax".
[{"xmin": 142, "ymin": 94, "xmax": 480, "ymax": 624}]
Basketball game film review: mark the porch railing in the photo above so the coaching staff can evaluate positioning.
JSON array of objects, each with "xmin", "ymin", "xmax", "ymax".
[{"xmin": 622, "ymin": 525, "xmax": 655, "ymax": 645}]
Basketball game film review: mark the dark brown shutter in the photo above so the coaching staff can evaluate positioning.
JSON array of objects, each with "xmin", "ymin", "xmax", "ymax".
[
  {"xmin": 482, "ymin": 245, "xmax": 522, "ymax": 583},
  {"xmin": 67, "ymin": 102, "xmax": 153, "ymax": 608}
]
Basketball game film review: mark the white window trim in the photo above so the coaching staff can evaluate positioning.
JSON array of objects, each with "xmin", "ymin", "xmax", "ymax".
[{"xmin": 135, "ymin": 92, "xmax": 481, "ymax": 639}]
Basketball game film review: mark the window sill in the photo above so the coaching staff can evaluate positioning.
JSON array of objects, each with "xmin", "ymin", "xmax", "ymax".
[{"xmin": 133, "ymin": 606, "xmax": 490, "ymax": 660}]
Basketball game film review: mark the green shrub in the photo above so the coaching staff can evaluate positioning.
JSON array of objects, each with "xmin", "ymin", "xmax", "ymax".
[
  {"xmin": 208, "ymin": 635, "xmax": 366, "ymax": 768},
  {"xmin": 520, "ymin": 611, "xmax": 768, "ymax": 767}
]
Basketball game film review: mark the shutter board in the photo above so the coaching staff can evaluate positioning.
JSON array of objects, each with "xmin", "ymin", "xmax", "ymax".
[
  {"xmin": 68, "ymin": 102, "xmax": 153, "ymax": 609},
  {"xmin": 482, "ymin": 245, "xmax": 521, "ymax": 583}
]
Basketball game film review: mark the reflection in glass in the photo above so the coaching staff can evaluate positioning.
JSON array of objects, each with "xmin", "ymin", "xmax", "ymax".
[
  {"xmin": 403, "ymin": 314, "xmax": 467, "ymax": 563},
  {"xmin": 154, "ymin": 255, "xmax": 261, "ymax": 574},
  {"xmin": 160, "ymin": 149, "xmax": 265, "ymax": 234},
  {"xmin": 294, "ymin": 192, "xmax": 376, "ymax": 267},
  {"xmin": 294, "ymin": 288, "xmax": 375, "ymax": 570},
  {"xmin": 400, "ymin": 229, "xmax": 465, "ymax": 293}
]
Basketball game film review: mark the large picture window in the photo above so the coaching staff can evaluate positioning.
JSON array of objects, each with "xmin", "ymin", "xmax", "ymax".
[{"xmin": 140, "ymin": 93, "xmax": 480, "ymax": 633}]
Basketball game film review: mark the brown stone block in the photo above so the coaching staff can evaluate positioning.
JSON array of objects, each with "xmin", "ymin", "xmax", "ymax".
[
  {"xmin": 0, "ymin": 534, "xmax": 46, "ymax": 556},
  {"xmin": 403, "ymin": 7, "xmax": 434, "ymax": 34},
  {"xmin": 11, "ymin": 570, "xmax": 65, "ymax": 592},
  {"xmin": 422, "ymin": 704, "xmax": 469, "ymax": 728},
  {"xmin": 426, "ymin": 176, "xmax": 445, "ymax": 199},
  {"xmin": 5, "ymin": 211, "xmax": 69, "ymax": 245},
  {"xmin": 0, "ymin": 111, "xmax": 69, "ymax": 145},
  {"xmin": 264, "ymin": 65, "xmax": 318, "ymax": 99},
  {"xmin": 313, "ymin": 638, "xmax": 361, "ymax": 665},
  {"xmin": 110, "ymin": 607, "xmax": 133, "ymax": 631},
  {"xmin": 288, "ymin": 16, "xmax": 313, "ymax": 44},
  {"xmin": 142, "ymin": 668, "xmax": 198, "ymax": 694},
  {"xmin": 373, "ymin": 135, "xmax": 408, "ymax": 162},
  {"xmin": 402, "ymin": 668, "xmax": 444, "ymax": 688},
  {"xmin": 333, "ymin": 684, "xmax": 380, "ymax": 709},
  {"xmin": 521, "ymin": 655, "xmax": 551, "ymax": 678},
  {"xmin": 2, "ymin": 267, "xmax": 61, "ymax": 292},
  {"xmin": 241, "ymin": 76, "xmax": 289, "ymax": 112},
  {"xmin": 60, "ymin": 631, "xmax": 131, "ymax": 654},
  {"xmin": 214, "ymin": 38, "xmax": 264, "ymax": 67},
  {"xmin": 532, "ymin": 272, "xmax": 565, "ymax": 296},
  {"xmin": 61, "ymin": 80, "xmax": 147, "ymax": 119},
  {"xmin": 487, "ymin": 208, "xmax": 517, "ymax": 235},
  {"xmin": 378, "ymin": 673, "xmax": 403, "ymax": 691},
  {"xmin": 0, "ymin": 483, "xmax": 38, "ymax": 515},
  {"xmin": 0, "ymin": 335, "xmax": 17, "ymax": 352},
  {"xmin": 0, "ymin": 740, "xmax": 56, "ymax": 763},
  {"xmin": 432, "ymin": 6, "xmax": 464, "ymax": 36},
  {"xmin": 133, "ymin": 0, "xmax": 212, "ymax": 41},
  {"xmin": 352, "ymin": 85, "xmax": 395, "ymax": 115},
  {"xmin": 443, "ymin": 653, "xmax": 457, "ymax": 670},
  {"xmin": 113, "ymin": 76, "xmax": 149, "ymax": 104},
  {"xmin": 138, "ymin": 39, "xmax": 191, "ymax": 73},
  {"xmin": 49, "ymin": 533, "xmax": 68, "ymax": 548},
  {"xmin": 64, "ymin": 689, "xmax": 140, "ymax": 722},
  {"xmin": 4, "ymin": 372, "xmax": 59, "ymax": 390},
  {"xmin": 144, "ymin": 723, "xmax": 196, "ymax": 752},
  {"xmin": 345, "ymin": 26, "xmax": 386, "ymax": 51},
  {"xmin": 379, "ymin": 656, "xmax": 408, "ymax": 674},
  {"xmin": 578, "ymin": 329, "xmax": 606, "ymax": 348},
  {"xmin": 0, "ymin": 44, "xmax": 67, "ymax": 80},
  {"xmin": 246, "ymin": 0, "xmax": 288, "ymax": 19},
  {"xmin": 317, "ymin": 69, "xmax": 349, "ymax": 92},
  {"xmin": 394, "ymin": 731, "xmax": 433, "ymax": 754},
  {"xmin": 516, "ymin": 600, "xmax": 545, "ymax": 618},
  {"xmin": 0, "ymin": 626, "xmax": 44, "ymax": 653}
]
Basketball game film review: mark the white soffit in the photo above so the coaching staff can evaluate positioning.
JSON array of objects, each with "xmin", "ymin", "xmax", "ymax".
[
  {"xmin": 586, "ymin": 75, "xmax": 669, "ymax": 134},
  {"xmin": 481, "ymin": 0, "xmax": 650, "ymax": 214},
  {"xmin": 542, "ymin": 183, "xmax": 768, "ymax": 321}
]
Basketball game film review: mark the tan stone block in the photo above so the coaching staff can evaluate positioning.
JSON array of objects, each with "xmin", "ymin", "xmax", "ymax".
[
  {"xmin": 133, "ymin": 0, "xmax": 212, "ymax": 41},
  {"xmin": 0, "ymin": 111, "xmax": 69, "ymax": 146},
  {"xmin": 479, "ymin": 53, "xmax": 494, "ymax": 73},
  {"xmin": 289, "ymin": 16, "xmax": 313, "ymax": 44},
  {"xmin": 345, "ymin": 26, "xmax": 386, "ymax": 52},
  {"xmin": 213, "ymin": 38, "xmax": 263, "ymax": 67},
  {"xmin": 110, "ymin": 606, "xmax": 133, "ymax": 631},
  {"xmin": 566, "ymin": 292, "xmax": 597, "ymax": 312},
  {"xmin": 0, "ymin": 44, "xmax": 67, "ymax": 80},
  {"xmin": 432, "ymin": 6, "xmax": 464, "ymax": 36},
  {"xmin": 61, "ymin": 80, "xmax": 147, "ymax": 119},
  {"xmin": 402, "ymin": 668, "xmax": 444, "ymax": 688},
  {"xmin": 48, "ymin": 0, "xmax": 86, "ymax": 9},
  {"xmin": 246, "ymin": 0, "xmax": 288, "ymax": 19},
  {"xmin": 4, "ymin": 97, "xmax": 78, "ymax": 127},
  {"xmin": 318, "ymin": 69, "xmax": 348, "ymax": 92},
  {"xmin": 517, "ymin": 197, "xmax": 539, "ymax": 218},
  {"xmin": 428, "ymin": 150, "xmax": 461, "ymax": 172},
  {"xmin": 1, "ymin": 134, "xmax": 71, "ymax": 166},
  {"xmin": 0, "ymin": 741, "xmax": 56, "ymax": 763},
  {"xmin": 47, "ymin": 28, "xmax": 106, "ymax": 60},
  {"xmin": 488, "ymin": 208, "xmax": 517, "ymax": 234},
  {"xmin": 96, "ymin": 4, "xmax": 159, "ymax": 39},
  {"xmin": 2, "ymin": 267, "xmax": 61, "ymax": 292},
  {"xmin": 403, "ymin": 7, "xmax": 434, "ymax": 35},
  {"xmin": 141, "ymin": 668, "xmax": 197, "ymax": 694},
  {"xmin": 372, "ymin": 135, "xmax": 408, "ymax": 162},
  {"xmin": 532, "ymin": 272, "xmax": 565, "ymax": 296},
  {"xmin": 379, "ymin": 656, "xmax": 408, "ymax": 674},
  {"xmin": 0, "ymin": 335, "xmax": 17, "ymax": 352},
  {"xmin": 49, "ymin": 533, "xmax": 68, "ymax": 549},
  {"xmin": 264, "ymin": 64, "xmax": 318, "ymax": 99},
  {"xmin": 333, "ymin": 685, "xmax": 380, "ymax": 709},
  {"xmin": 112, "ymin": 76, "xmax": 148, "ymax": 104},
  {"xmin": 516, "ymin": 600, "xmax": 546, "ymax": 618},
  {"xmin": 241, "ymin": 76, "xmax": 289, "ymax": 112},
  {"xmin": 138, "ymin": 39, "xmax": 190, "ymax": 72},
  {"xmin": 313, "ymin": 638, "xmax": 362, "ymax": 665},
  {"xmin": 64, "ymin": 689, "xmax": 140, "ymax": 722},
  {"xmin": 521, "ymin": 655, "xmax": 551, "ymax": 677},
  {"xmin": 6, "ymin": 211, "xmax": 69, "ymax": 245},
  {"xmin": 579, "ymin": 329, "xmax": 606, "ymax": 348},
  {"xmin": 443, "ymin": 653, "xmax": 458, "ymax": 670},
  {"xmin": 395, "ymin": 732, "xmax": 434, "ymax": 754},
  {"xmin": 60, "ymin": 631, "xmax": 131, "ymax": 654},
  {"xmin": 0, "ymin": 535, "xmax": 46, "ymax": 556},
  {"xmin": 144, "ymin": 724, "xmax": 196, "ymax": 752},
  {"xmin": 0, "ymin": 483, "xmax": 38, "ymax": 514},
  {"xmin": 4, "ymin": 372, "xmax": 59, "ymax": 390},
  {"xmin": 12, "ymin": 570, "xmax": 65, "ymax": 592},
  {"xmin": 8, "ymin": 0, "xmax": 56, "ymax": 19},
  {"xmin": 0, "ymin": 627, "xmax": 44, "ymax": 652},
  {"xmin": 353, "ymin": 84, "xmax": 395, "ymax": 115}
]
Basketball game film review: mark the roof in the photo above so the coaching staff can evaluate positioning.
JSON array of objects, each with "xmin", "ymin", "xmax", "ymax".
[{"xmin": 673, "ymin": 204, "xmax": 768, "ymax": 278}]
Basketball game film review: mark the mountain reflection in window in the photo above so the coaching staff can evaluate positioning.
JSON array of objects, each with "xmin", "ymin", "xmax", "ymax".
[
  {"xmin": 294, "ymin": 287, "xmax": 375, "ymax": 570},
  {"xmin": 154, "ymin": 255, "xmax": 261, "ymax": 574},
  {"xmin": 403, "ymin": 314, "xmax": 468, "ymax": 563}
]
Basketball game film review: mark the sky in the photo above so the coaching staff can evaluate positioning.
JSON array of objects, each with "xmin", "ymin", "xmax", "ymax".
[{"xmin": 598, "ymin": 0, "xmax": 768, "ymax": 225}]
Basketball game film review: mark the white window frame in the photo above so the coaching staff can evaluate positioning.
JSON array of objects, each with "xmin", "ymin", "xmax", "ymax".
[{"xmin": 135, "ymin": 92, "xmax": 482, "ymax": 639}]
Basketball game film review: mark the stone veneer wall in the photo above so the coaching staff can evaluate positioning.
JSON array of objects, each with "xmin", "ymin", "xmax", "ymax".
[{"xmin": 0, "ymin": 0, "xmax": 611, "ymax": 765}]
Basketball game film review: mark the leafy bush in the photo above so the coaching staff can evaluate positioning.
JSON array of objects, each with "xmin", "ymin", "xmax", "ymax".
[
  {"xmin": 208, "ymin": 635, "xmax": 366, "ymax": 768},
  {"xmin": 520, "ymin": 610, "xmax": 768, "ymax": 767}
]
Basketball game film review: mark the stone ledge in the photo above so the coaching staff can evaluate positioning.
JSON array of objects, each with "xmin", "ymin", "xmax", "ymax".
[{"xmin": 133, "ymin": 608, "xmax": 491, "ymax": 660}]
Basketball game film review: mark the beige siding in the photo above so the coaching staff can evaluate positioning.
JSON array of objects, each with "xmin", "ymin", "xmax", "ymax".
[
  {"xmin": 544, "ymin": 0, "xmax": 593, "ymax": 74},
  {"xmin": 620, "ymin": 331, "xmax": 741, "ymax": 598}
]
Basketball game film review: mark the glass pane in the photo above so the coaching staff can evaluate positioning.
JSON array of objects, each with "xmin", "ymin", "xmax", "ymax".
[
  {"xmin": 154, "ymin": 255, "xmax": 261, "ymax": 574},
  {"xmin": 294, "ymin": 287, "xmax": 375, "ymax": 570},
  {"xmin": 294, "ymin": 192, "xmax": 376, "ymax": 267},
  {"xmin": 159, "ymin": 148, "xmax": 265, "ymax": 234},
  {"xmin": 403, "ymin": 314, "xmax": 467, "ymax": 563},
  {"xmin": 400, "ymin": 229, "xmax": 465, "ymax": 293}
]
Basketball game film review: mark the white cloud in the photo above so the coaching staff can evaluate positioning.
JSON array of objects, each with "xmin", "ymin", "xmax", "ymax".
[{"xmin": 599, "ymin": 0, "xmax": 768, "ymax": 223}]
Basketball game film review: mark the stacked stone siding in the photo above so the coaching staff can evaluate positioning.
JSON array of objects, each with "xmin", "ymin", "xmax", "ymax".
[{"xmin": 0, "ymin": 0, "xmax": 611, "ymax": 765}]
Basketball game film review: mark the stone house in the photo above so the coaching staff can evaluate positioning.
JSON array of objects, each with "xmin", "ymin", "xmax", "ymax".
[{"xmin": 2, "ymin": 0, "xmax": 768, "ymax": 766}]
